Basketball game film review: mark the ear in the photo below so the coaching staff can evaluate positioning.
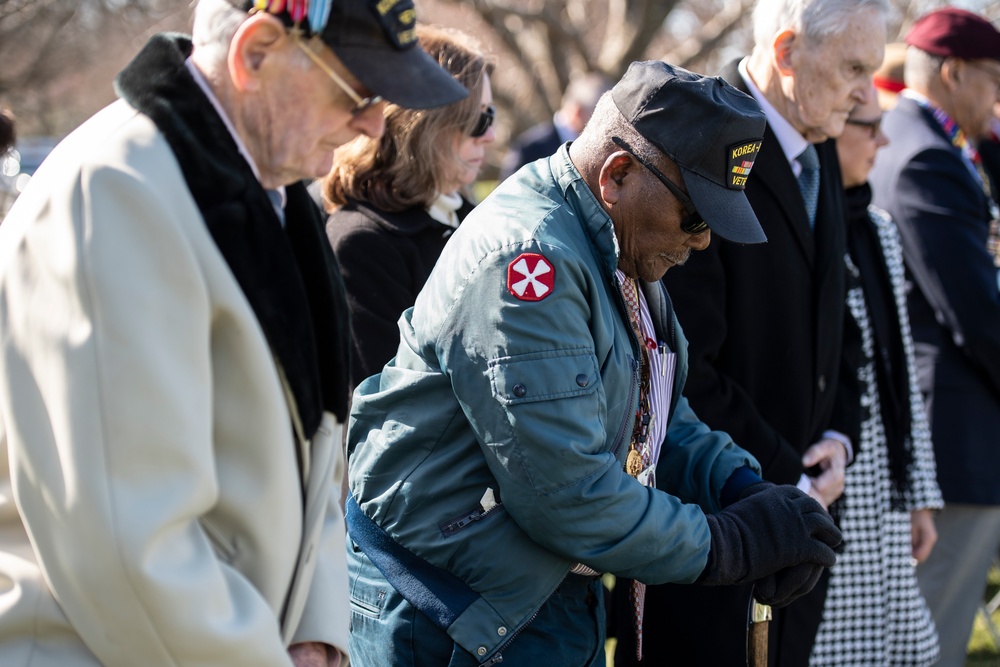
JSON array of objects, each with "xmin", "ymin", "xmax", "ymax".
[
  {"xmin": 773, "ymin": 29, "xmax": 797, "ymax": 76},
  {"xmin": 228, "ymin": 12, "xmax": 287, "ymax": 93},
  {"xmin": 940, "ymin": 58, "xmax": 961, "ymax": 92},
  {"xmin": 598, "ymin": 152, "xmax": 637, "ymax": 207}
]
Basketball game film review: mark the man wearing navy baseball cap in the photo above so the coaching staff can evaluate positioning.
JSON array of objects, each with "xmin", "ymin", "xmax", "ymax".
[
  {"xmin": 0, "ymin": 1, "xmax": 465, "ymax": 665},
  {"xmin": 344, "ymin": 60, "xmax": 842, "ymax": 665},
  {"xmin": 869, "ymin": 7, "xmax": 1000, "ymax": 665}
]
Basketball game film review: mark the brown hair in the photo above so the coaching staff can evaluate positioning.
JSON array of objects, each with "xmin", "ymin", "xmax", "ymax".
[{"xmin": 324, "ymin": 25, "xmax": 494, "ymax": 211}]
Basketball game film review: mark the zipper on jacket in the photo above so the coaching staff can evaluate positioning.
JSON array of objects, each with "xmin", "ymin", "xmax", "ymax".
[
  {"xmin": 439, "ymin": 502, "xmax": 504, "ymax": 538},
  {"xmin": 481, "ymin": 573, "xmax": 568, "ymax": 665}
]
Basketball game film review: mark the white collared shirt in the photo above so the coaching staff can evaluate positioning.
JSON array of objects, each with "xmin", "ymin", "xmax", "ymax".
[{"xmin": 738, "ymin": 58, "xmax": 812, "ymax": 177}]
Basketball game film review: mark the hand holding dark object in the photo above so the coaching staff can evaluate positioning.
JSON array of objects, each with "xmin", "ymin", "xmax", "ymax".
[
  {"xmin": 754, "ymin": 563, "xmax": 824, "ymax": 607},
  {"xmin": 697, "ymin": 483, "xmax": 842, "ymax": 600}
]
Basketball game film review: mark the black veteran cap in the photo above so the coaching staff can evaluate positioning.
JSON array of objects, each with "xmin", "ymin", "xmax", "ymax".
[
  {"xmin": 612, "ymin": 61, "xmax": 767, "ymax": 244},
  {"xmin": 241, "ymin": 0, "xmax": 467, "ymax": 109}
]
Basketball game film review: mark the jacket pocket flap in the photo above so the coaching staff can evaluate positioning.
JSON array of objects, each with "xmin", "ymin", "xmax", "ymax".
[{"xmin": 488, "ymin": 349, "xmax": 599, "ymax": 405}]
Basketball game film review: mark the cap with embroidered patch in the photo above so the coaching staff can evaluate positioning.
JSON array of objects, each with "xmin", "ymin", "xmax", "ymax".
[
  {"xmin": 612, "ymin": 60, "xmax": 767, "ymax": 244},
  {"xmin": 240, "ymin": 0, "xmax": 467, "ymax": 109}
]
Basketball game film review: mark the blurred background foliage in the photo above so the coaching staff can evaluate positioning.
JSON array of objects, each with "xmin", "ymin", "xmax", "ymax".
[{"xmin": 1, "ymin": 0, "xmax": 997, "ymax": 178}]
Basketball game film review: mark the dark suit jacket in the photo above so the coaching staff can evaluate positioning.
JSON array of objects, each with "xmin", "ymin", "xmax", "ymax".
[
  {"xmin": 661, "ymin": 60, "xmax": 856, "ymax": 483},
  {"xmin": 499, "ymin": 122, "xmax": 563, "ymax": 181},
  {"xmin": 326, "ymin": 199, "xmax": 473, "ymax": 388},
  {"xmin": 870, "ymin": 96, "xmax": 1000, "ymax": 505},
  {"xmin": 616, "ymin": 59, "xmax": 857, "ymax": 667}
]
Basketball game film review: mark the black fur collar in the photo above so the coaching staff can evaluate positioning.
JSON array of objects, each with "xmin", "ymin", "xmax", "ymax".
[{"xmin": 115, "ymin": 33, "xmax": 350, "ymax": 433}]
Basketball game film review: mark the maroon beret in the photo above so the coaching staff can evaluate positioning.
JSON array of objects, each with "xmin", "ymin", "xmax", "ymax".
[{"xmin": 906, "ymin": 7, "xmax": 1000, "ymax": 61}]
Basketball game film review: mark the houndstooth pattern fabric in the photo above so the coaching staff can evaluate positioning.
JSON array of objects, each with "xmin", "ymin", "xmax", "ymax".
[{"xmin": 810, "ymin": 206, "xmax": 943, "ymax": 666}]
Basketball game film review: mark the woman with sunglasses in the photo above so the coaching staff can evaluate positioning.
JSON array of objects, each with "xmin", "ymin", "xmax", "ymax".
[
  {"xmin": 809, "ymin": 86, "xmax": 943, "ymax": 667},
  {"xmin": 324, "ymin": 24, "xmax": 495, "ymax": 387}
]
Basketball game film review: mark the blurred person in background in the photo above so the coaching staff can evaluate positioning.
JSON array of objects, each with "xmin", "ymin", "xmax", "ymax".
[
  {"xmin": 874, "ymin": 42, "xmax": 908, "ymax": 110},
  {"xmin": 499, "ymin": 71, "xmax": 611, "ymax": 181},
  {"xmin": 869, "ymin": 8, "xmax": 1000, "ymax": 665},
  {"xmin": 809, "ymin": 86, "xmax": 943, "ymax": 667},
  {"xmin": 325, "ymin": 24, "xmax": 495, "ymax": 388},
  {"xmin": 0, "ymin": 0, "xmax": 465, "ymax": 664}
]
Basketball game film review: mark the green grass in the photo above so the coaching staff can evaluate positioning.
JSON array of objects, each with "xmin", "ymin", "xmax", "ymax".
[{"xmin": 966, "ymin": 560, "xmax": 1000, "ymax": 666}]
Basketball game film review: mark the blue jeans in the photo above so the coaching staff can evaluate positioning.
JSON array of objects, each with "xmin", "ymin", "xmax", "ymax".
[{"xmin": 347, "ymin": 544, "xmax": 606, "ymax": 666}]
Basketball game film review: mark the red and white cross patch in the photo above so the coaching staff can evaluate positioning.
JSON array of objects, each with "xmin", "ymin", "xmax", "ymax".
[{"xmin": 507, "ymin": 253, "xmax": 555, "ymax": 301}]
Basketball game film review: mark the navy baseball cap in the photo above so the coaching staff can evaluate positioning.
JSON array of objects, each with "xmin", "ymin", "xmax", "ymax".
[
  {"xmin": 240, "ymin": 0, "xmax": 467, "ymax": 109},
  {"xmin": 612, "ymin": 61, "xmax": 768, "ymax": 244}
]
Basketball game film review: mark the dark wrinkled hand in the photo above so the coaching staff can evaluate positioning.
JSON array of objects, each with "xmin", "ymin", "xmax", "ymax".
[{"xmin": 698, "ymin": 484, "xmax": 842, "ymax": 588}]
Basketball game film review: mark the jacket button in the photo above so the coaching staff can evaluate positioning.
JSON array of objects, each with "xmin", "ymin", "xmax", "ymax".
[
  {"xmin": 497, "ymin": 626, "xmax": 508, "ymax": 636},
  {"xmin": 576, "ymin": 374, "xmax": 589, "ymax": 387},
  {"xmin": 478, "ymin": 647, "xmax": 488, "ymax": 656},
  {"xmin": 513, "ymin": 384, "xmax": 527, "ymax": 398},
  {"xmin": 817, "ymin": 375, "xmax": 827, "ymax": 392}
]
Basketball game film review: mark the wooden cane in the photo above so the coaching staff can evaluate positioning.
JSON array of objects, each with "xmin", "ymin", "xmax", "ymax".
[{"xmin": 748, "ymin": 600, "xmax": 771, "ymax": 667}]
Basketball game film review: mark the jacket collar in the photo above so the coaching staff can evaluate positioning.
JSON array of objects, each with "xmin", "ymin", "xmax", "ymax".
[
  {"xmin": 114, "ymin": 33, "xmax": 351, "ymax": 432},
  {"xmin": 548, "ymin": 144, "xmax": 621, "ymax": 276}
]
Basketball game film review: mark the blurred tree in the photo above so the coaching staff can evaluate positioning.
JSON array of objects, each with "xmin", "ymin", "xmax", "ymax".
[
  {"xmin": 0, "ymin": 0, "xmax": 189, "ymax": 136},
  {"xmin": 415, "ymin": 0, "xmax": 989, "ymax": 178},
  {"xmin": 417, "ymin": 0, "xmax": 757, "ymax": 153},
  {"xmin": 0, "ymin": 0, "xmax": 993, "ymax": 159}
]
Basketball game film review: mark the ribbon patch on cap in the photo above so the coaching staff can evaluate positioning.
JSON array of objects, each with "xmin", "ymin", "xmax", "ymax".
[
  {"xmin": 507, "ymin": 253, "xmax": 555, "ymax": 301},
  {"xmin": 728, "ymin": 140, "xmax": 762, "ymax": 189},
  {"xmin": 373, "ymin": 0, "xmax": 417, "ymax": 48},
  {"xmin": 252, "ymin": 0, "xmax": 332, "ymax": 32}
]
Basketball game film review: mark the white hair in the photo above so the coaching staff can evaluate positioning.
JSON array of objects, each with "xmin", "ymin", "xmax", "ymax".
[
  {"xmin": 191, "ymin": 0, "xmax": 249, "ymax": 64},
  {"xmin": 903, "ymin": 46, "xmax": 944, "ymax": 91},
  {"xmin": 752, "ymin": 0, "xmax": 889, "ymax": 49}
]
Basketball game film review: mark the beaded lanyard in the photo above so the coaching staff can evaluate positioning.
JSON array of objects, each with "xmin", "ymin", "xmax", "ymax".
[
  {"xmin": 620, "ymin": 277, "xmax": 652, "ymax": 477},
  {"xmin": 619, "ymin": 275, "xmax": 653, "ymax": 661}
]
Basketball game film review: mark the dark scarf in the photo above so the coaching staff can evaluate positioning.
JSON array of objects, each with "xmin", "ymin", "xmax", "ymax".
[
  {"xmin": 114, "ymin": 33, "xmax": 351, "ymax": 438},
  {"xmin": 845, "ymin": 183, "xmax": 912, "ymax": 501}
]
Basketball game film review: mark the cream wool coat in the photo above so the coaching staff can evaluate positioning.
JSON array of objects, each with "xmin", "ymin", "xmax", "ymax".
[{"xmin": 0, "ymin": 97, "xmax": 349, "ymax": 665}]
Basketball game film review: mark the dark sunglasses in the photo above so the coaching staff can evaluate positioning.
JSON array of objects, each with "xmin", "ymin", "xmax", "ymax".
[
  {"xmin": 845, "ymin": 116, "xmax": 882, "ymax": 139},
  {"xmin": 611, "ymin": 136, "xmax": 708, "ymax": 235},
  {"xmin": 469, "ymin": 105, "xmax": 495, "ymax": 138}
]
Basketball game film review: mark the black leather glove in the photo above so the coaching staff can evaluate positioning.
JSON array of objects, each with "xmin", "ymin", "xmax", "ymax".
[{"xmin": 698, "ymin": 483, "xmax": 842, "ymax": 600}]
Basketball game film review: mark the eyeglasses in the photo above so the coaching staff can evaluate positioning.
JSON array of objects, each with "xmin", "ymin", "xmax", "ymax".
[
  {"xmin": 292, "ymin": 36, "xmax": 383, "ymax": 116},
  {"xmin": 845, "ymin": 116, "xmax": 883, "ymax": 139},
  {"xmin": 469, "ymin": 105, "xmax": 495, "ymax": 138},
  {"xmin": 611, "ymin": 136, "xmax": 708, "ymax": 235}
]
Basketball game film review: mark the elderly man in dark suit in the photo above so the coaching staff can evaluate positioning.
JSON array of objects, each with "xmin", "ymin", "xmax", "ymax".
[
  {"xmin": 868, "ymin": 8, "xmax": 1000, "ymax": 665},
  {"xmin": 613, "ymin": 0, "xmax": 887, "ymax": 665}
]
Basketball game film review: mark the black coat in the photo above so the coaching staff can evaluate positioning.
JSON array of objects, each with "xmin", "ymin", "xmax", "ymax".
[
  {"xmin": 870, "ymin": 96, "xmax": 1000, "ymax": 506},
  {"xmin": 616, "ymin": 59, "xmax": 857, "ymax": 667},
  {"xmin": 326, "ymin": 199, "xmax": 473, "ymax": 388},
  {"xmin": 661, "ymin": 60, "xmax": 857, "ymax": 483}
]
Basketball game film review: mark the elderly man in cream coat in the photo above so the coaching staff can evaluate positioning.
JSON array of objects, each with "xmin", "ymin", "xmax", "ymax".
[{"xmin": 0, "ymin": 0, "xmax": 465, "ymax": 665}]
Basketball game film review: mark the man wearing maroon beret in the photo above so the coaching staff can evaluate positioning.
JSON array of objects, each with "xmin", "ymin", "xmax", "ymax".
[{"xmin": 869, "ymin": 7, "xmax": 1000, "ymax": 665}]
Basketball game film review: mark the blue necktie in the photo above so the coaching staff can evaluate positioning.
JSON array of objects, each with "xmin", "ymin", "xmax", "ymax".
[
  {"xmin": 797, "ymin": 144, "xmax": 820, "ymax": 228},
  {"xmin": 266, "ymin": 189, "xmax": 285, "ymax": 227}
]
